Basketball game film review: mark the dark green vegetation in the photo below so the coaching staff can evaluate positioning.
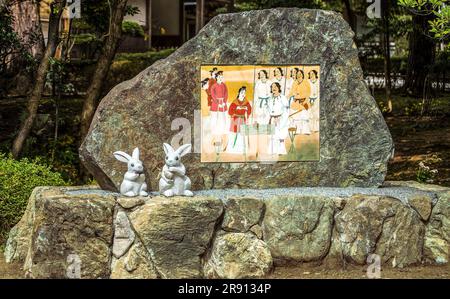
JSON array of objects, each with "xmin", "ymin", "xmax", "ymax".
[
  {"xmin": 0, "ymin": 49, "xmax": 175, "ymax": 184},
  {"xmin": 0, "ymin": 153, "xmax": 67, "ymax": 244}
]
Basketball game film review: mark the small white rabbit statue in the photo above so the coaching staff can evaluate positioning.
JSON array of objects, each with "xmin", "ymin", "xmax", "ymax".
[
  {"xmin": 113, "ymin": 147, "xmax": 148, "ymax": 197},
  {"xmin": 159, "ymin": 143, "xmax": 194, "ymax": 197}
]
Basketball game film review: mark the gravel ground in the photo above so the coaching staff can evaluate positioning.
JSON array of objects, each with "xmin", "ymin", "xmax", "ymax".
[
  {"xmin": 193, "ymin": 186, "xmax": 437, "ymax": 203},
  {"xmin": 65, "ymin": 186, "xmax": 438, "ymax": 205},
  {"xmin": 65, "ymin": 189, "xmax": 116, "ymax": 197},
  {"xmin": 270, "ymin": 264, "xmax": 450, "ymax": 279},
  {"xmin": 1, "ymin": 253, "xmax": 448, "ymax": 279}
]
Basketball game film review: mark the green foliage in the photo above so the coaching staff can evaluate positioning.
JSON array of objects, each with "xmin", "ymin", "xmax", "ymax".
[
  {"xmin": 0, "ymin": 6, "xmax": 33, "ymax": 77},
  {"xmin": 68, "ymin": 1, "xmax": 141, "ymax": 59},
  {"xmin": 122, "ymin": 21, "xmax": 145, "ymax": 37},
  {"xmin": 374, "ymin": 92, "xmax": 450, "ymax": 116},
  {"xmin": 0, "ymin": 154, "xmax": 68, "ymax": 243},
  {"xmin": 398, "ymin": 0, "xmax": 450, "ymax": 41},
  {"xmin": 429, "ymin": 5, "xmax": 450, "ymax": 39},
  {"xmin": 416, "ymin": 161, "xmax": 439, "ymax": 183},
  {"xmin": 14, "ymin": 115, "xmax": 82, "ymax": 184},
  {"xmin": 47, "ymin": 58, "xmax": 76, "ymax": 94},
  {"xmin": 45, "ymin": 135, "xmax": 80, "ymax": 181},
  {"xmin": 79, "ymin": 1, "xmax": 141, "ymax": 36},
  {"xmin": 79, "ymin": 0, "xmax": 111, "ymax": 35},
  {"xmin": 73, "ymin": 33, "xmax": 100, "ymax": 45},
  {"xmin": 106, "ymin": 48, "xmax": 175, "ymax": 91},
  {"xmin": 113, "ymin": 48, "xmax": 175, "ymax": 63},
  {"xmin": 125, "ymin": 4, "xmax": 140, "ymax": 16},
  {"xmin": 233, "ymin": 0, "xmax": 333, "ymax": 10}
]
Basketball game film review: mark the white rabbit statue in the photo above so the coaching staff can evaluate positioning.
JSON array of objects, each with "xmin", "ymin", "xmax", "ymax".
[
  {"xmin": 113, "ymin": 147, "xmax": 148, "ymax": 197},
  {"xmin": 159, "ymin": 143, "xmax": 194, "ymax": 197}
]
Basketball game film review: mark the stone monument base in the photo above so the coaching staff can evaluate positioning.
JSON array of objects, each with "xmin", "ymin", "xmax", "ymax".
[{"xmin": 4, "ymin": 182, "xmax": 449, "ymax": 279}]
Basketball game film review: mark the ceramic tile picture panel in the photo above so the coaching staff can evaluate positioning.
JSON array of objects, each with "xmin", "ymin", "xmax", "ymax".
[{"xmin": 200, "ymin": 64, "xmax": 320, "ymax": 162}]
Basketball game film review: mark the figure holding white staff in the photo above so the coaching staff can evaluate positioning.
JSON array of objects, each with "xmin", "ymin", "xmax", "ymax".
[{"xmin": 267, "ymin": 82, "xmax": 289, "ymax": 155}]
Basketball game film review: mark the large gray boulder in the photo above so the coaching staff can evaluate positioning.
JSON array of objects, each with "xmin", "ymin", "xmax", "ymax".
[
  {"xmin": 204, "ymin": 232, "xmax": 273, "ymax": 279},
  {"xmin": 5, "ymin": 187, "xmax": 116, "ymax": 279},
  {"xmin": 424, "ymin": 191, "xmax": 449, "ymax": 264},
  {"xmin": 221, "ymin": 197, "xmax": 264, "ymax": 232},
  {"xmin": 79, "ymin": 8, "xmax": 394, "ymax": 192},
  {"xmin": 262, "ymin": 195, "xmax": 335, "ymax": 264},
  {"xmin": 334, "ymin": 195, "xmax": 425, "ymax": 267},
  {"xmin": 110, "ymin": 239, "xmax": 159, "ymax": 279},
  {"xmin": 128, "ymin": 196, "xmax": 224, "ymax": 278}
]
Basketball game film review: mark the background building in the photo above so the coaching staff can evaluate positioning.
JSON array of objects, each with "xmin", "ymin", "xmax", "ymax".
[{"xmin": 39, "ymin": 0, "xmax": 234, "ymax": 54}]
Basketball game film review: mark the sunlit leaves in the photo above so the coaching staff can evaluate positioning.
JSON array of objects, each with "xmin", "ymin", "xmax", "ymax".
[{"xmin": 398, "ymin": 0, "xmax": 449, "ymax": 40}]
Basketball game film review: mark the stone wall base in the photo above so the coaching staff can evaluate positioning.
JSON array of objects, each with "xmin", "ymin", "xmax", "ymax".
[{"xmin": 4, "ymin": 182, "xmax": 449, "ymax": 278}]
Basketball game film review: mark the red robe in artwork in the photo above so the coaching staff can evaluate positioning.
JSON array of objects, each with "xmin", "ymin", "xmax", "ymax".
[
  {"xmin": 206, "ymin": 78, "xmax": 216, "ymax": 107},
  {"xmin": 228, "ymin": 98, "xmax": 252, "ymax": 133},
  {"xmin": 210, "ymin": 82, "xmax": 228, "ymax": 112}
]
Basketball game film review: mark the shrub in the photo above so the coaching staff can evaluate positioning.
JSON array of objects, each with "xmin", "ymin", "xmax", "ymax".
[
  {"xmin": 416, "ymin": 161, "xmax": 438, "ymax": 183},
  {"xmin": 104, "ymin": 48, "xmax": 175, "ymax": 94},
  {"xmin": 113, "ymin": 48, "xmax": 175, "ymax": 64},
  {"xmin": 0, "ymin": 154, "xmax": 68, "ymax": 244},
  {"xmin": 122, "ymin": 21, "xmax": 145, "ymax": 37}
]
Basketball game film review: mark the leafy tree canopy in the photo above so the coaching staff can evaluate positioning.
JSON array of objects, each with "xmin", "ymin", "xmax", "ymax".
[{"xmin": 399, "ymin": 0, "xmax": 450, "ymax": 41}]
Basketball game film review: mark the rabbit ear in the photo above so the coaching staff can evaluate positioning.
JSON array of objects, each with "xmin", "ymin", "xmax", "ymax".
[
  {"xmin": 176, "ymin": 143, "xmax": 192, "ymax": 157},
  {"xmin": 114, "ymin": 151, "xmax": 131, "ymax": 163},
  {"xmin": 132, "ymin": 147, "xmax": 140, "ymax": 160},
  {"xmin": 163, "ymin": 143, "xmax": 174, "ymax": 155}
]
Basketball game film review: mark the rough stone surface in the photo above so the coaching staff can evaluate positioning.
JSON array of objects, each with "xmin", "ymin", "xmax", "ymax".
[
  {"xmin": 321, "ymin": 226, "xmax": 345, "ymax": 268},
  {"xmin": 110, "ymin": 239, "xmax": 158, "ymax": 279},
  {"xmin": 204, "ymin": 232, "xmax": 273, "ymax": 278},
  {"xmin": 384, "ymin": 180, "xmax": 449, "ymax": 193},
  {"xmin": 332, "ymin": 197, "xmax": 347, "ymax": 210},
  {"xmin": 424, "ymin": 191, "xmax": 450, "ymax": 264},
  {"xmin": 221, "ymin": 197, "xmax": 264, "ymax": 232},
  {"xmin": 250, "ymin": 224, "xmax": 263, "ymax": 239},
  {"xmin": 112, "ymin": 210, "xmax": 135, "ymax": 258},
  {"xmin": 262, "ymin": 196, "xmax": 335, "ymax": 264},
  {"xmin": 334, "ymin": 195, "xmax": 425, "ymax": 267},
  {"xmin": 117, "ymin": 197, "xmax": 146, "ymax": 209},
  {"xmin": 19, "ymin": 187, "xmax": 115, "ymax": 278},
  {"xmin": 409, "ymin": 195, "xmax": 432, "ymax": 221},
  {"xmin": 5, "ymin": 183, "xmax": 449, "ymax": 279},
  {"xmin": 4, "ymin": 187, "xmax": 47, "ymax": 264},
  {"xmin": 79, "ymin": 8, "xmax": 393, "ymax": 192},
  {"xmin": 128, "ymin": 196, "xmax": 224, "ymax": 278}
]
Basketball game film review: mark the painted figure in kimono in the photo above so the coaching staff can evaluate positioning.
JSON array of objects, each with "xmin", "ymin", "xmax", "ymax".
[
  {"xmin": 308, "ymin": 70, "xmax": 320, "ymax": 132},
  {"xmin": 285, "ymin": 68, "xmax": 298, "ymax": 98},
  {"xmin": 271, "ymin": 67, "xmax": 286, "ymax": 95},
  {"xmin": 206, "ymin": 67, "xmax": 218, "ymax": 107},
  {"xmin": 210, "ymin": 71, "xmax": 229, "ymax": 149},
  {"xmin": 289, "ymin": 70, "xmax": 312, "ymax": 135},
  {"xmin": 253, "ymin": 70, "xmax": 271, "ymax": 124},
  {"xmin": 226, "ymin": 86, "xmax": 252, "ymax": 154},
  {"xmin": 201, "ymin": 78, "xmax": 209, "ymax": 99},
  {"xmin": 267, "ymin": 82, "xmax": 289, "ymax": 155}
]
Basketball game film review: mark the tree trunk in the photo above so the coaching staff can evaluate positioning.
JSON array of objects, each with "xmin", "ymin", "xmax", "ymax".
[
  {"xmin": 227, "ymin": 0, "xmax": 235, "ymax": 13},
  {"xmin": 145, "ymin": 0, "xmax": 152, "ymax": 49},
  {"xmin": 342, "ymin": 0, "xmax": 356, "ymax": 33},
  {"xmin": 405, "ymin": 12, "xmax": 436, "ymax": 96},
  {"xmin": 10, "ymin": 0, "xmax": 44, "ymax": 59},
  {"xmin": 7, "ymin": 0, "xmax": 45, "ymax": 95},
  {"xmin": 79, "ymin": 0, "xmax": 128, "ymax": 142},
  {"xmin": 12, "ymin": 0, "xmax": 67, "ymax": 158},
  {"xmin": 382, "ymin": 0, "xmax": 392, "ymax": 113},
  {"xmin": 195, "ymin": 0, "xmax": 205, "ymax": 34}
]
